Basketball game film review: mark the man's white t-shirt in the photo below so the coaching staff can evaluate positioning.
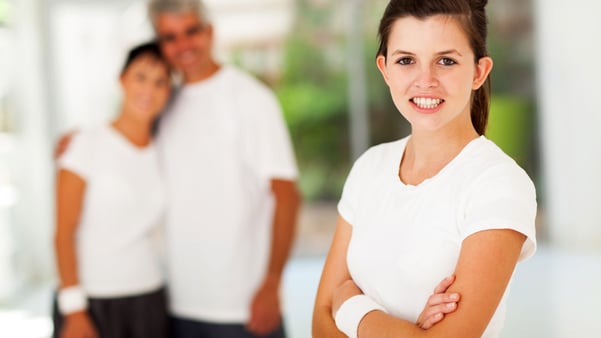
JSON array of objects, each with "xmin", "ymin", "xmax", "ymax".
[
  {"xmin": 157, "ymin": 65, "xmax": 298, "ymax": 322},
  {"xmin": 338, "ymin": 136, "xmax": 537, "ymax": 338},
  {"xmin": 58, "ymin": 125, "xmax": 166, "ymax": 297}
]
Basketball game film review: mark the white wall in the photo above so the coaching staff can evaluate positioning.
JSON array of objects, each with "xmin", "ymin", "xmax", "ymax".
[{"xmin": 536, "ymin": 0, "xmax": 601, "ymax": 249}]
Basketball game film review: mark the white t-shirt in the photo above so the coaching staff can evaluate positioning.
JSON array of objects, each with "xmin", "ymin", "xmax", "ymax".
[
  {"xmin": 156, "ymin": 65, "xmax": 298, "ymax": 322},
  {"xmin": 58, "ymin": 125, "xmax": 166, "ymax": 297},
  {"xmin": 338, "ymin": 136, "xmax": 537, "ymax": 338}
]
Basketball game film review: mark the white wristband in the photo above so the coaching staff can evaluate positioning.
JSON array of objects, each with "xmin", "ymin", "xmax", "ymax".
[
  {"xmin": 334, "ymin": 295, "xmax": 387, "ymax": 338},
  {"xmin": 57, "ymin": 285, "xmax": 88, "ymax": 315}
]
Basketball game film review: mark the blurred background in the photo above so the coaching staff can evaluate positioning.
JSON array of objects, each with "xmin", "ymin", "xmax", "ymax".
[{"xmin": 0, "ymin": 0, "xmax": 600, "ymax": 337}]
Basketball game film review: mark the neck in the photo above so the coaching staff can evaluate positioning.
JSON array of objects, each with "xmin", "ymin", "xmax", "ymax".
[
  {"xmin": 112, "ymin": 110, "xmax": 153, "ymax": 147},
  {"xmin": 183, "ymin": 61, "xmax": 221, "ymax": 84},
  {"xmin": 400, "ymin": 126, "xmax": 479, "ymax": 185}
]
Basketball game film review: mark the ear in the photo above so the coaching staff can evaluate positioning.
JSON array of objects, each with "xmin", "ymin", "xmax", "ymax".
[
  {"xmin": 119, "ymin": 73, "xmax": 126, "ymax": 88},
  {"xmin": 205, "ymin": 24, "xmax": 214, "ymax": 39},
  {"xmin": 376, "ymin": 55, "xmax": 391, "ymax": 86},
  {"xmin": 472, "ymin": 56, "xmax": 493, "ymax": 90}
]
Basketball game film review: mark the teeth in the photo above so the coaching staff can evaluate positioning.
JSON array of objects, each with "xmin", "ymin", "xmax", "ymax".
[{"xmin": 413, "ymin": 97, "xmax": 442, "ymax": 109}]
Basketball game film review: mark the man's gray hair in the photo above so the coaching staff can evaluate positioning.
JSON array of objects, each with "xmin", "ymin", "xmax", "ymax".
[{"xmin": 147, "ymin": 0, "xmax": 211, "ymax": 28}]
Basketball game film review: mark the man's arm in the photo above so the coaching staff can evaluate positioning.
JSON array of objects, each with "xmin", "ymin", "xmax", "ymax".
[{"xmin": 246, "ymin": 178, "xmax": 301, "ymax": 335}]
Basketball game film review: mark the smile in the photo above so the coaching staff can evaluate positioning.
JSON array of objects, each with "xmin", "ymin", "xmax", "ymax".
[{"xmin": 412, "ymin": 97, "xmax": 443, "ymax": 109}]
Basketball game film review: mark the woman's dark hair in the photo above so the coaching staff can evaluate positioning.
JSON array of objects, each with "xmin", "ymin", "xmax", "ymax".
[
  {"xmin": 121, "ymin": 41, "xmax": 169, "ymax": 75},
  {"xmin": 377, "ymin": 0, "xmax": 491, "ymax": 135},
  {"xmin": 121, "ymin": 41, "xmax": 173, "ymax": 136}
]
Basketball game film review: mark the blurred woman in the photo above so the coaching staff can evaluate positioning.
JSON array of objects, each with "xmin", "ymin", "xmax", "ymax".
[{"xmin": 53, "ymin": 42, "xmax": 171, "ymax": 338}]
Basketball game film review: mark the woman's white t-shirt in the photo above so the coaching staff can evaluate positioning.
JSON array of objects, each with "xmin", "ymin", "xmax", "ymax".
[
  {"xmin": 58, "ymin": 125, "xmax": 166, "ymax": 297},
  {"xmin": 338, "ymin": 136, "xmax": 537, "ymax": 338}
]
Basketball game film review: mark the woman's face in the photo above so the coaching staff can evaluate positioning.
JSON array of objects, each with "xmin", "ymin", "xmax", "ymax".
[
  {"xmin": 120, "ymin": 55, "xmax": 171, "ymax": 123},
  {"xmin": 376, "ymin": 15, "xmax": 492, "ymax": 136}
]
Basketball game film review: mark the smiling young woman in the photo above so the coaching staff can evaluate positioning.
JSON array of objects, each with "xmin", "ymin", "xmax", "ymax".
[{"xmin": 312, "ymin": 1, "xmax": 536, "ymax": 338}]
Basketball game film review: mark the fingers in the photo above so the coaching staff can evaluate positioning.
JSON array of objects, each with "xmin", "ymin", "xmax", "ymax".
[
  {"xmin": 426, "ymin": 292, "xmax": 460, "ymax": 307},
  {"xmin": 416, "ymin": 286, "xmax": 461, "ymax": 330},
  {"xmin": 417, "ymin": 301, "xmax": 459, "ymax": 329},
  {"xmin": 433, "ymin": 275, "xmax": 456, "ymax": 294},
  {"xmin": 246, "ymin": 316, "xmax": 279, "ymax": 336}
]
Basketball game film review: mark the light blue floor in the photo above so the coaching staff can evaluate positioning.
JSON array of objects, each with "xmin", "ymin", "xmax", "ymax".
[{"xmin": 1, "ymin": 245, "xmax": 600, "ymax": 338}]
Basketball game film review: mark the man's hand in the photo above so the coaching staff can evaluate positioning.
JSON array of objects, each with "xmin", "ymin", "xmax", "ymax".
[
  {"xmin": 416, "ymin": 275, "xmax": 461, "ymax": 329},
  {"xmin": 61, "ymin": 311, "xmax": 98, "ymax": 338},
  {"xmin": 54, "ymin": 131, "xmax": 75, "ymax": 159},
  {"xmin": 246, "ymin": 276, "xmax": 282, "ymax": 336}
]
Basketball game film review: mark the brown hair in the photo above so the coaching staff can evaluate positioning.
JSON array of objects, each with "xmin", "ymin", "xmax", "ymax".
[
  {"xmin": 121, "ymin": 41, "xmax": 170, "ymax": 75},
  {"xmin": 377, "ymin": 0, "xmax": 491, "ymax": 135}
]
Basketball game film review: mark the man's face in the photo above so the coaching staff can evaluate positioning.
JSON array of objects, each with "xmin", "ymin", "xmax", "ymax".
[{"xmin": 155, "ymin": 11, "xmax": 213, "ymax": 82}]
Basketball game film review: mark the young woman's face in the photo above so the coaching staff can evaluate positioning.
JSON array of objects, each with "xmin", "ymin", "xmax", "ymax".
[
  {"xmin": 120, "ymin": 55, "xmax": 171, "ymax": 122},
  {"xmin": 376, "ymin": 15, "xmax": 492, "ymax": 135}
]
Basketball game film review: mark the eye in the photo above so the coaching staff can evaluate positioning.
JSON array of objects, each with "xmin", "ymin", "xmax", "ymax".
[
  {"xmin": 135, "ymin": 73, "xmax": 146, "ymax": 81},
  {"xmin": 186, "ymin": 25, "xmax": 202, "ymax": 37},
  {"xmin": 396, "ymin": 57, "xmax": 414, "ymax": 65},
  {"xmin": 159, "ymin": 33, "xmax": 176, "ymax": 44},
  {"xmin": 438, "ymin": 57, "xmax": 457, "ymax": 66}
]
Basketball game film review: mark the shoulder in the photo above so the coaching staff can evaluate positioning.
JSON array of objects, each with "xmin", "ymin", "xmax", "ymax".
[
  {"xmin": 349, "ymin": 137, "xmax": 407, "ymax": 176},
  {"xmin": 221, "ymin": 65, "xmax": 277, "ymax": 100},
  {"xmin": 75, "ymin": 125, "xmax": 112, "ymax": 146},
  {"xmin": 463, "ymin": 137, "xmax": 535, "ymax": 196}
]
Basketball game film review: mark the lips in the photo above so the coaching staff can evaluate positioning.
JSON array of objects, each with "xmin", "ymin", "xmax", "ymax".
[
  {"xmin": 412, "ymin": 97, "xmax": 443, "ymax": 109},
  {"xmin": 177, "ymin": 50, "xmax": 199, "ymax": 65}
]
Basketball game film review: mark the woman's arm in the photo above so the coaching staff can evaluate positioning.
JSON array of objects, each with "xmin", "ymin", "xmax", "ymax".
[
  {"xmin": 55, "ymin": 169, "xmax": 98, "ymax": 338},
  {"xmin": 55, "ymin": 169, "xmax": 85, "ymax": 288},
  {"xmin": 313, "ymin": 216, "xmax": 462, "ymax": 337},
  {"xmin": 312, "ymin": 215, "xmax": 353, "ymax": 338},
  {"xmin": 349, "ymin": 228, "xmax": 525, "ymax": 338}
]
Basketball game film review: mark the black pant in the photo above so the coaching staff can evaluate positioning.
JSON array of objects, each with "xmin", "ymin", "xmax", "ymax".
[
  {"xmin": 170, "ymin": 316, "xmax": 286, "ymax": 338},
  {"xmin": 53, "ymin": 287, "xmax": 168, "ymax": 338}
]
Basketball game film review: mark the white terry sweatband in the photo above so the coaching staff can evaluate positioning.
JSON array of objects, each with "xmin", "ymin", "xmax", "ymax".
[
  {"xmin": 57, "ymin": 285, "xmax": 88, "ymax": 315},
  {"xmin": 334, "ymin": 295, "xmax": 387, "ymax": 338}
]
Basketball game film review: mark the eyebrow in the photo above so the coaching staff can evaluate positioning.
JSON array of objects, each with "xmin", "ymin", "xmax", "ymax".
[{"xmin": 390, "ymin": 49, "xmax": 464, "ymax": 57}]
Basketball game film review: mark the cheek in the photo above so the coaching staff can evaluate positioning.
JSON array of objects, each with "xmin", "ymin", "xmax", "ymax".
[
  {"xmin": 161, "ymin": 45, "xmax": 178, "ymax": 62},
  {"xmin": 154, "ymin": 89, "xmax": 170, "ymax": 105}
]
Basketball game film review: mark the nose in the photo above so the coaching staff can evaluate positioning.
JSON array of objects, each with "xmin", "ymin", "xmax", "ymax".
[
  {"xmin": 174, "ymin": 34, "xmax": 192, "ymax": 53},
  {"xmin": 414, "ymin": 64, "xmax": 438, "ymax": 89}
]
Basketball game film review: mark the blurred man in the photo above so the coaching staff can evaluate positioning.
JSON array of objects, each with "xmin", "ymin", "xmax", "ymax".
[{"xmin": 147, "ymin": 1, "xmax": 300, "ymax": 337}]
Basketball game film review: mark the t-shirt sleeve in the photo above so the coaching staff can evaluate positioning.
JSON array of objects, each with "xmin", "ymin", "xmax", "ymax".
[
  {"xmin": 337, "ymin": 150, "xmax": 371, "ymax": 226},
  {"xmin": 462, "ymin": 163, "xmax": 537, "ymax": 261},
  {"xmin": 57, "ymin": 132, "xmax": 92, "ymax": 180},
  {"xmin": 242, "ymin": 84, "xmax": 298, "ymax": 181}
]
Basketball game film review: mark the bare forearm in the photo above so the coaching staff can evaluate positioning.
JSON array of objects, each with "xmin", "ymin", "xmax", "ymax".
[
  {"xmin": 55, "ymin": 169, "xmax": 85, "ymax": 288},
  {"xmin": 55, "ymin": 232, "xmax": 80, "ymax": 287},
  {"xmin": 312, "ymin": 305, "xmax": 347, "ymax": 338},
  {"xmin": 265, "ymin": 179, "xmax": 300, "ymax": 281},
  {"xmin": 358, "ymin": 311, "xmax": 426, "ymax": 338}
]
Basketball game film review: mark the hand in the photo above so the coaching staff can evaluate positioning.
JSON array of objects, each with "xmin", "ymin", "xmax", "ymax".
[
  {"xmin": 54, "ymin": 131, "xmax": 75, "ymax": 159},
  {"xmin": 246, "ymin": 276, "xmax": 282, "ymax": 336},
  {"xmin": 416, "ymin": 275, "xmax": 461, "ymax": 329},
  {"xmin": 61, "ymin": 311, "xmax": 98, "ymax": 338},
  {"xmin": 331, "ymin": 279, "xmax": 362, "ymax": 318}
]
